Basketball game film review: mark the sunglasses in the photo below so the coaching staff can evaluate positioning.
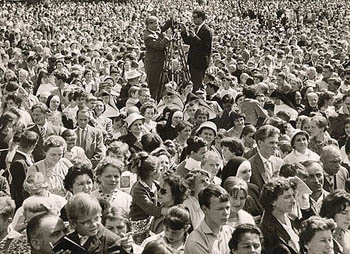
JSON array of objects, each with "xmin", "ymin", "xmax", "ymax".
[{"xmin": 159, "ymin": 188, "xmax": 167, "ymax": 195}]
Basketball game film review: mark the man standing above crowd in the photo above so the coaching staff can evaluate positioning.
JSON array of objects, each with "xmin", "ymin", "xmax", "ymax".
[
  {"xmin": 144, "ymin": 16, "xmax": 172, "ymax": 100},
  {"xmin": 181, "ymin": 9, "xmax": 213, "ymax": 92}
]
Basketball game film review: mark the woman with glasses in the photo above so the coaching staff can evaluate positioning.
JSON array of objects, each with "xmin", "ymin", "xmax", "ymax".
[{"xmin": 150, "ymin": 173, "xmax": 188, "ymax": 234}]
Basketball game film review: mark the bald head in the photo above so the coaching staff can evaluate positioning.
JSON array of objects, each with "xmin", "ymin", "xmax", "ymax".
[{"xmin": 320, "ymin": 145, "xmax": 342, "ymax": 175}]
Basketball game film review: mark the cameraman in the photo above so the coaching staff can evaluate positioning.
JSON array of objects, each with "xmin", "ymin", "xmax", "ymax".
[
  {"xmin": 181, "ymin": 10, "xmax": 213, "ymax": 92},
  {"xmin": 144, "ymin": 16, "xmax": 172, "ymax": 100}
]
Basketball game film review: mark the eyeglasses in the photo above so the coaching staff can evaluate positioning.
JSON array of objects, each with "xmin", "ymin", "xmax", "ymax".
[{"xmin": 159, "ymin": 188, "xmax": 167, "ymax": 195}]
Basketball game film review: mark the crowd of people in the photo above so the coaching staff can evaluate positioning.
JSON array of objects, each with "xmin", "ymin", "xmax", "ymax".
[{"xmin": 1, "ymin": 0, "xmax": 350, "ymax": 253}]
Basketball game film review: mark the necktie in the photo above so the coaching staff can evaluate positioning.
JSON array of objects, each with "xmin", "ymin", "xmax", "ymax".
[
  {"xmin": 265, "ymin": 160, "xmax": 273, "ymax": 180},
  {"xmin": 40, "ymin": 126, "xmax": 46, "ymax": 140},
  {"xmin": 80, "ymin": 129, "xmax": 86, "ymax": 148},
  {"xmin": 327, "ymin": 175, "xmax": 334, "ymax": 191}
]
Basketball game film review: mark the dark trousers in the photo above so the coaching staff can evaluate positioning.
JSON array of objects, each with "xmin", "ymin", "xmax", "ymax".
[
  {"xmin": 145, "ymin": 60, "xmax": 164, "ymax": 100},
  {"xmin": 189, "ymin": 66, "xmax": 205, "ymax": 92}
]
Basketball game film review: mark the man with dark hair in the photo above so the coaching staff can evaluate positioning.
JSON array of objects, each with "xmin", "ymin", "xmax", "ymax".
[
  {"xmin": 28, "ymin": 103, "xmax": 61, "ymax": 162},
  {"xmin": 27, "ymin": 213, "xmax": 67, "ymax": 254},
  {"xmin": 181, "ymin": 9, "xmax": 213, "ymax": 92},
  {"xmin": 184, "ymin": 184, "xmax": 231, "ymax": 254},
  {"xmin": 228, "ymin": 224, "xmax": 263, "ymax": 254},
  {"xmin": 9, "ymin": 130, "xmax": 38, "ymax": 208},
  {"xmin": 249, "ymin": 125, "xmax": 284, "ymax": 189},
  {"xmin": 75, "ymin": 108, "xmax": 105, "ymax": 168}
]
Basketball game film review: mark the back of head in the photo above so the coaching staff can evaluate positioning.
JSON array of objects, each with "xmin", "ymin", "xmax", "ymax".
[
  {"xmin": 142, "ymin": 240, "xmax": 171, "ymax": 254},
  {"xmin": 65, "ymin": 193, "xmax": 101, "ymax": 222}
]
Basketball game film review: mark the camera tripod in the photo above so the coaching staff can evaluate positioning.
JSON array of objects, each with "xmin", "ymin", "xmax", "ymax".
[{"xmin": 157, "ymin": 28, "xmax": 191, "ymax": 101}]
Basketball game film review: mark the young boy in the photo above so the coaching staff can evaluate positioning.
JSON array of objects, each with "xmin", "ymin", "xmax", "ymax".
[{"xmin": 66, "ymin": 193, "xmax": 121, "ymax": 254}]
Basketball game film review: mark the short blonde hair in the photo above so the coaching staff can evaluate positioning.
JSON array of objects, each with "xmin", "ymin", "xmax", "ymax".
[
  {"xmin": 23, "ymin": 196, "xmax": 59, "ymax": 216},
  {"xmin": 65, "ymin": 193, "xmax": 101, "ymax": 222},
  {"xmin": 23, "ymin": 171, "xmax": 49, "ymax": 195}
]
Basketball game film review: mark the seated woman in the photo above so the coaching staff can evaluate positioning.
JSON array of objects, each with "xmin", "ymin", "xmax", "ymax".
[
  {"xmin": 228, "ymin": 223, "xmax": 263, "ymax": 254},
  {"xmin": 61, "ymin": 163, "xmax": 94, "ymax": 220},
  {"xmin": 143, "ymin": 205, "xmax": 191, "ymax": 254},
  {"xmin": 320, "ymin": 190, "xmax": 350, "ymax": 254},
  {"xmin": 10, "ymin": 171, "xmax": 66, "ymax": 233},
  {"xmin": 284, "ymin": 129, "xmax": 320, "ymax": 164},
  {"xmin": 91, "ymin": 157, "xmax": 132, "ymax": 215},
  {"xmin": 260, "ymin": 177, "xmax": 300, "ymax": 254},
  {"xmin": 129, "ymin": 152, "xmax": 167, "ymax": 244},
  {"xmin": 27, "ymin": 135, "xmax": 73, "ymax": 196},
  {"xmin": 223, "ymin": 177, "xmax": 255, "ymax": 229},
  {"xmin": 299, "ymin": 216, "xmax": 341, "ymax": 254},
  {"xmin": 150, "ymin": 172, "xmax": 188, "ymax": 234},
  {"xmin": 183, "ymin": 170, "xmax": 210, "ymax": 230}
]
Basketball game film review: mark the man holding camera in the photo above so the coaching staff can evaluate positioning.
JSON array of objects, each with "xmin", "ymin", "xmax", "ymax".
[
  {"xmin": 181, "ymin": 9, "xmax": 213, "ymax": 92},
  {"xmin": 144, "ymin": 16, "xmax": 172, "ymax": 99}
]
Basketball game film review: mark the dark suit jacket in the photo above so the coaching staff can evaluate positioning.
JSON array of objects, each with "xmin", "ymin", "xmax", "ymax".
[
  {"xmin": 323, "ymin": 166, "xmax": 349, "ymax": 192},
  {"xmin": 74, "ymin": 125, "xmax": 104, "ymax": 168},
  {"xmin": 260, "ymin": 212, "xmax": 299, "ymax": 254},
  {"xmin": 67, "ymin": 225, "xmax": 121, "ymax": 254},
  {"xmin": 249, "ymin": 153, "xmax": 284, "ymax": 189},
  {"xmin": 9, "ymin": 151, "xmax": 32, "ymax": 208},
  {"xmin": 27, "ymin": 122, "xmax": 61, "ymax": 162},
  {"xmin": 181, "ymin": 23, "xmax": 213, "ymax": 70},
  {"xmin": 118, "ymin": 132, "xmax": 143, "ymax": 155}
]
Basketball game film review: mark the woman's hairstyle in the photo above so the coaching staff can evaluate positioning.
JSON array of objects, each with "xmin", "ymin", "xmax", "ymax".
[
  {"xmin": 95, "ymin": 157, "xmax": 124, "ymax": 182},
  {"xmin": 310, "ymin": 116, "xmax": 328, "ymax": 130},
  {"xmin": 228, "ymin": 223, "xmax": 263, "ymax": 251},
  {"xmin": 320, "ymin": 190, "xmax": 350, "ymax": 219},
  {"xmin": 162, "ymin": 172, "xmax": 188, "ymax": 205},
  {"xmin": 318, "ymin": 91, "xmax": 335, "ymax": 108},
  {"xmin": 141, "ymin": 133, "xmax": 163, "ymax": 153},
  {"xmin": 223, "ymin": 177, "xmax": 248, "ymax": 197},
  {"xmin": 142, "ymin": 240, "xmax": 171, "ymax": 254},
  {"xmin": 260, "ymin": 177, "xmax": 297, "ymax": 212},
  {"xmin": 4, "ymin": 94, "xmax": 22, "ymax": 107},
  {"xmin": 102, "ymin": 207, "xmax": 131, "ymax": 231},
  {"xmin": 94, "ymin": 98, "xmax": 106, "ymax": 114},
  {"xmin": 140, "ymin": 102, "xmax": 156, "ymax": 116},
  {"xmin": 164, "ymin": 205, "xmax": 190, "ymax": 230},
  {"xmin": 43, "ymin": 135, "xmax": 66, "ymax": 153},
  {"xmin": 0, "ymin": 197, "xmax": 15, "ymax": 220},
  {"xmin": 128, "ymin": 152, "xmax": 159, "ymax": 180},
  {"xmin": 65, "ymin": 193, "xmax": 101, "ymax": 222},
  {"xmin": 175, "ymin": 120, "xmax": 193, "ymax": 134},
  {"xmin": 299, "ymin": 216, "xmax": 336, "ymax": 251},
  {"xmin": 151, "ymin": 147, "xmax": 171, "ymax": 161},
  {"xmin": 63, "ymin": 164, "xmax": 94, "ymax": 192},
  {"xmin": 106, "ymin": 141, "xmax": 131, "ymax": 161},
  {"xmin": 185, "ymin": 170, "xmax": 210, "ymax": 195},
  {"xmin": 23, "ymin": 171, "xmax": 49, "ymax": 195},
  {"xmin": 187, "ymin": 136, "xmax": 207, "ymax": 154},
  {"xmin": 241, "ymin": 124, "xmax": 256, "ymax": 138},
  {"xmin": 221, "ymin": 137, "xmax": 244, "ymax": 156}
]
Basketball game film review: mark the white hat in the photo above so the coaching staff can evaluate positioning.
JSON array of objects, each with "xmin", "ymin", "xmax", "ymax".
[
  {"xmin": 290, "ymin": 129, "xmax": 309, "ymax": 147},
  {"xmin": 125, "ymin": 69, "xmax": 141, "ymax": 80},
  {"xmin": 125, "ymin": 113, "xmax": 145, "ymax": 128},
  {"xmin": 196, "ymin": 121, "xmax": 217, "ymax": 136}
]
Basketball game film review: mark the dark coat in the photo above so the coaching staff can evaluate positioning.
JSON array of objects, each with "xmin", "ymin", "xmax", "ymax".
[
  {"xmin": 118, "ymin": 132, "xmax": 143, "ymax": 155},
  {"xmin": 9, "ymin": 151, "xmax": 32, "ymax": 208},
  {"xmin": 181, "ymin": 23, "xmax": 213, "ymax": 70},
  {"xmin": 260, "ymin": 212, "xmax": 300, "ymax": 254},
  {"xmin": 67, "ymin": 225, "xmax": 121, "ymax": 254}
]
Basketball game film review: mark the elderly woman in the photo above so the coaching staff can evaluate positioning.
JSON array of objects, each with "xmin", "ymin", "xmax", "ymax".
[
  {"xmin": 150, "ymin": 172, "xmax": 188, "ymax": 234},
  {"xmin": 284, "ymin": 129, "xmax": 320, "ymax": 163},
  {"xmin": 223, "ymin": 177, "xmax": 255, "ymax": 230},
  {"xmin": 27, "ymin": 135, "xmax": 73, "ymax": 196},
  {"xmin": 260, "ymin": 177, "xmax": 300, "ymax": 254},
  {"xmin": 183, "ymin": 170, "xmax": 210, "ymax": 230},
  {"xmin": 299, "ymin": 216, "xmax": 341, "ymax": 254},
  {"xmin": 91, "ymin": 157, "xmax": 132, "ymax": 215},
  {"xmin": 308, "ymin": 116, "xmax": 338, "ymax": 155},
  {"xmin": 119, "ymin": 113, "xmax": 146, "ymax": 154},
  {"xmin": 320, "ymin": 190, "xmax": 350, "ymax": 254}
]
